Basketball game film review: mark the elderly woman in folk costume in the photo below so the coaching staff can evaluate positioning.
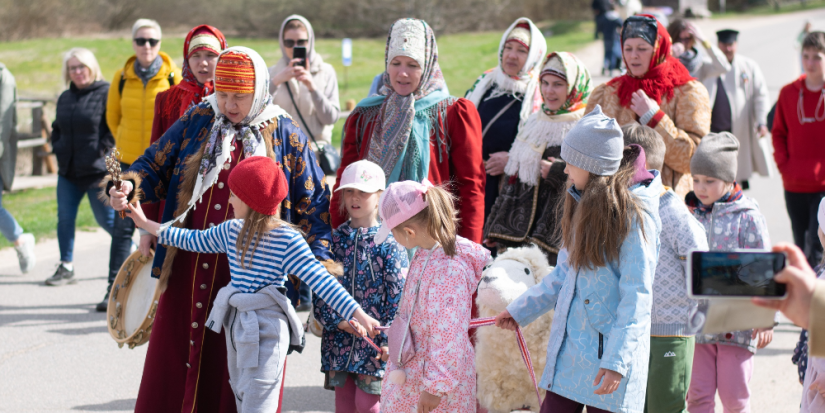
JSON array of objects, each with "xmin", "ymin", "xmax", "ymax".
[
  {"xmin": 140, "ymin": 25, "xmax": 227, "ymax": 253},
  {"xmin": 465, "ymin": 18, "xmax": 547, "ymax": 221},
  {"xmin": 330, "ymin": 18, "xmax": 485, "ymax": 243},
  {"xmin": 106, "ymin": 46, "xmax": 333, "ymax": 413},
  {"xmin": 484, "ymin": 52, "xmax": 591, "ymax": 265},
  {"xmin": 586, "ymin": 14, "xmax": 710, "ymax": 197}
]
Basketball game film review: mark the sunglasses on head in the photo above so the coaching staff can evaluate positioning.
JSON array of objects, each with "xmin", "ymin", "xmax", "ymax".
[
  {"xmin": 134, "ymin": 38, "xmax": 160, "ymax": 47},
  {"xmin": 283, "ymin": 39, "xmax": 308, "ymax": 48}
]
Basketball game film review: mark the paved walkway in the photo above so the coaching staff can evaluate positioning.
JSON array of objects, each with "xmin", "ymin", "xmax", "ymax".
[{"xmin": 1, "ymin": 9, "xmax": 824, "ymax": 412}]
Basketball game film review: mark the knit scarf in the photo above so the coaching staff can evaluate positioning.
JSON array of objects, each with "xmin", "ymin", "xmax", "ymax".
[
  {"xmin": 607, "ymin": 14, "xmax": 695, "ymax": 107},
  {"xmin": 134, "ymin": 55, "xmax": 162, "ymax": 86},
  {"xmin": 161, "ymin": 46, "xmax": 287, "ymax": 230},
  {"xmin": 362, "ymin": 19, "xmax": 451, "ymax": 185},
  {"xmin": 685, "ymin": 182, "xmax": 744, "ymax": 215},
  {"xmin": 465, "ymin": 18, "xmax": 547, "ymax": 128}
]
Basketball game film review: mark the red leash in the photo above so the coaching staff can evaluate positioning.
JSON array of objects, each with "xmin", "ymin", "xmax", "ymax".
[{"xmin": 348, "ymin": 317, "xmax": 542, "ymax": 406}]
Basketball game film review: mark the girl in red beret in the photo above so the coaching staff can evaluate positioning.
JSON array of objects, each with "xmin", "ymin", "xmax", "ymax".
[{"xmin": 124, "ymin": 155, "xmax": 379, "ymax": 412}]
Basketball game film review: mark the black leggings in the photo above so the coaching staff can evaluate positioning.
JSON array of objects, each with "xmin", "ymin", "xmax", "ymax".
[{"xmin": 784, "ymin": 190, "xmax": 825, "ymax": 267}]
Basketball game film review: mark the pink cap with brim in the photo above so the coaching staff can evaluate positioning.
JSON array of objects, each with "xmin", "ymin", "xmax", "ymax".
[
  {"xmin": 375, "ymin": 179, "xmax": 434, "ymax": 244},
  {"xmin": 334, "ymin": 160, "xmax": 386, "ymax": 193}
]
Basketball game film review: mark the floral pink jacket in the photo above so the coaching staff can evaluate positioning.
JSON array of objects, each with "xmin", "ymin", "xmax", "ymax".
[{"xmin": 380, "ymin": 236, "xmax": 490, "ymax": 413}]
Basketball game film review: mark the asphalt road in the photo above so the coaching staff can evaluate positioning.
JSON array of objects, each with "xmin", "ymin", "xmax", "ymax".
[{"xmin": 1, "ymin": 8, "xmax": 824, "ymax": 413}]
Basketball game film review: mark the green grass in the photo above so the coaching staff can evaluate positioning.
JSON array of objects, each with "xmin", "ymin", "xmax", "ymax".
[
  {"xmin": 712, "ymin": 0, "xmax": 825, "ymax": 17},
  {"xmin": 0, "ymin": 21, "xmax": 595, "ymax": 147},
  {"xmin": 0, "ymin": 187, "xmax": 99, "ymax": 249}
]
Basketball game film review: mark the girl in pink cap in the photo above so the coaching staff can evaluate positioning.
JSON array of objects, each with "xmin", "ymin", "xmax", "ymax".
[{"xmin": 376, "ymin": 179, "xmax": 490, "ymax": 413}]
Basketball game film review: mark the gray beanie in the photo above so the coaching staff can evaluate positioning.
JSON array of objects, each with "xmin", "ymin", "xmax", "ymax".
[
  {"xmin": 690, "ymin": 132, "xmax": 740, "ymax": 182},
  {"xmin": 561, "ymin": 104, "xmax": 624, "ymax": 175}
]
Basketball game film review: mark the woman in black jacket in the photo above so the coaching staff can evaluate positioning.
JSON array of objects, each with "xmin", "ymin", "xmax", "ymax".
[{"xmin": 46, "ymin": 48, "xmax": 116, "ymax": 290}]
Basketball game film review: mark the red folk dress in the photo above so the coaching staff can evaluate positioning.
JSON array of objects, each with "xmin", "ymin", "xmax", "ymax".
[{"xmin": 330, "ymin": 98, "xmax": 486, "ymax": 243}]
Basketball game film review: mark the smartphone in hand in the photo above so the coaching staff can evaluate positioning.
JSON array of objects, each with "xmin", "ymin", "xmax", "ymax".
[
  {"xmin": 687, "ymin": 250, "xmax": 787, "ymax": 299},
  {"xmin": 292, "ymin": 46, "xmax": 307, "ymax": 68}
]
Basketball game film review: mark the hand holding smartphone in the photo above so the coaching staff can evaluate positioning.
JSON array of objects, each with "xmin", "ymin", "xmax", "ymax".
[
  {"xmin": 292, "ymin": 46, "xmax": 307, "ymax": 68},
  {"xmin": 687, "ymin": 250, "xmax": 787, "ymax": 299}
]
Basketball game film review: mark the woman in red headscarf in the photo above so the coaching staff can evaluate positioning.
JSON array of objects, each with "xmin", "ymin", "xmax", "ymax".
[
  {"xmin": 586, "ymin": 14, "xmax": 710, "ymax": 197},
  {"xmin": 141, "ymin": 25, "xmax": 227, "ymax": 248}
]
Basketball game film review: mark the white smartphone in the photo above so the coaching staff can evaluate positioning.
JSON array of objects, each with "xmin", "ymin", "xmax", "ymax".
[{"xmin": 686, "ymin": 249, "xmax": 787, "ymax": 300}]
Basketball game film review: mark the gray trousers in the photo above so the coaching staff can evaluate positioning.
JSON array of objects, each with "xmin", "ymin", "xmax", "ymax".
[{"xmin": 225, "ymin": 307, "xmax": 290, "ymax": 413}]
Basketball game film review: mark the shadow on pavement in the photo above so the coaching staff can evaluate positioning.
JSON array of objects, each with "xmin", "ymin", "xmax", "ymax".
[
  {"xmin": 282, "ymin": 386, "xmax": 334, "ymax": 412},
  {"xmin": 0, "ymin": 303, "xmax": 105, "ymax": 327},
  {"xmin": 72, "ymin": 398, "xmax": 136, "ymax": 411}
]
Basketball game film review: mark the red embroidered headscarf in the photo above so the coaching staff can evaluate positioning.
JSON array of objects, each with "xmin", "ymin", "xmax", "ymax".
[
  {"xmin": 607, "ymin": 14, "xmax": 694, "ymax": 107},
  {"xmin": 173, "ymin": 25, "xmax": 227, "ymax": 114}
]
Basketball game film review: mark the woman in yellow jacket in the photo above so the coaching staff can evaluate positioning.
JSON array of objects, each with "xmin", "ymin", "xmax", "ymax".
[{"xmin": 98, "ymin": 18, "xmax": 180, "ymax": 311}]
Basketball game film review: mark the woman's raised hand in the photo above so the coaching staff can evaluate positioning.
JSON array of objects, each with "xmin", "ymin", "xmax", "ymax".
[
  {"xmin": 108, "ymin": 181, "xmax": 134, "ymax": 211},
  {"xmin": 495, "ymin": 309, "xmax": 519, "ymax": 331}
]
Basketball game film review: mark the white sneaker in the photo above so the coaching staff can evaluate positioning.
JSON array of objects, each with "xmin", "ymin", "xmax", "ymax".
[{"xmin": 15, "ymin": 233, "xmax": 36, "ymax": 274}]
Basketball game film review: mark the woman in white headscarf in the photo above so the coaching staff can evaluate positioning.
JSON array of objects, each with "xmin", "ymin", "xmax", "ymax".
[
  {"xmin": 465, "ymin": 18, "xmax": 547, "ymax": 221},
  {"xmin": 105, "ymin": 46, "xmax": 336, "ymax": 413},
  {"xmin": 269, "ymin": 15, "xmax": 340, "ymax": 152}
]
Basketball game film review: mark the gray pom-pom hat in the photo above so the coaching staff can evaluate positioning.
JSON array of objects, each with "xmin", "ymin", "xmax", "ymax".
[{"xmin": 560, "ymin": 104, "xmax": 625, "ymax": 176}]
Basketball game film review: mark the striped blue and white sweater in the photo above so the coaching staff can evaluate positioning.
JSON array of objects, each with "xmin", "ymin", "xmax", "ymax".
[{"xmin": 158, "ymin": 220, "xmax": 360, "ymax": 320}]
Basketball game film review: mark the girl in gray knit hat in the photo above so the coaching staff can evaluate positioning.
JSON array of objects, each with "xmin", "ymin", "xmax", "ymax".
[
  {"xmin": 684, "ymin": 131, "xmax": 774, "ymax": 412},
  {"xmin": 496, "ymin": 105, "xmax": 664, "ymax": 413}
]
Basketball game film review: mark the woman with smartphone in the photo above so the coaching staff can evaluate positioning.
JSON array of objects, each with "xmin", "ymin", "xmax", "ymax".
[
  {"xmin": 268, "ymin": 18, "xmax": 340, "ymax": 156},
  {"xmin": 268, "ymin": 15, "xmax": 341, "ymax": 311}
]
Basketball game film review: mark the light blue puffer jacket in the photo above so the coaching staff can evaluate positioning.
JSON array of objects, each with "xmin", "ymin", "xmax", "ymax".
[{"xmin": 507, "ymin": 172, "xmax": 662, "ymax": 413}]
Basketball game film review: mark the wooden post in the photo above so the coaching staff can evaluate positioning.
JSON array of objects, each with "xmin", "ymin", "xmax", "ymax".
[{"xmin": 39, "ymin": 110, "xmax": 57, "ymax": 174}]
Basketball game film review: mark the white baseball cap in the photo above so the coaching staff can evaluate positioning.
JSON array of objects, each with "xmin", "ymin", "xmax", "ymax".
[{"xmin": 335, "ymin": 160, "xmax": 386, "ymax": 193}]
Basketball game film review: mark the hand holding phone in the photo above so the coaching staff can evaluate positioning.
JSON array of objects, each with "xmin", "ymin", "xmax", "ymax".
[
  {"xmin": 687, "ymin": 250, "xmax": 787, "ymax": 299},
  {"xmin": 292, "ymin": 46, "xmax": 307, "ymax": 68}
]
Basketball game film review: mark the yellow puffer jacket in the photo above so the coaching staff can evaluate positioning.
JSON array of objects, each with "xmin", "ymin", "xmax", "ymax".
[{"xmin": 106, "ymin": 52, "xmax": 180, "ymax": 164}]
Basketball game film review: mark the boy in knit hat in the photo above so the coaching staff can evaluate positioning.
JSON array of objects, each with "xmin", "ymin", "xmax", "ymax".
[
  {"xmin": 684, "ymin": 132, "xmax": 774, "ymax": 413},
  {"xmin": 123, "ymin": 156, "xmax": 379, "ymax": 413},
  {"xmin": 622, "ymin": 123, "xmax": 708, "ymax": 413}
]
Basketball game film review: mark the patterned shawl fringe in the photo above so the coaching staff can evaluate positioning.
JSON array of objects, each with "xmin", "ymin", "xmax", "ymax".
[
  {"xmin": 504, "ymin": 110, "xmax": 582, "ymax": 186},
  {"xmin": 352, "ymin": 97, "xmax": 457, "ymax": 170}
]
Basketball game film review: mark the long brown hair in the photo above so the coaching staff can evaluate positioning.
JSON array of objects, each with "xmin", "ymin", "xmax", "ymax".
[
  {"xmin": 400, "ymin": 184, "xmax": 459, "ymax": 257},
  {"xmin": 237, "ymin": 210, "xmax": 292, "ymax": 269},
  {"xmin": 556, "ymin": 145, "xmax": 649, "ymax": 271}
]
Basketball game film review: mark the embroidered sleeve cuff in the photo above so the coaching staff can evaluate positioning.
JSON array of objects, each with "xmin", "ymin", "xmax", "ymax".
[{"xmin": 646, "ymin": 110, "xmax": 665, "ymax": 128}]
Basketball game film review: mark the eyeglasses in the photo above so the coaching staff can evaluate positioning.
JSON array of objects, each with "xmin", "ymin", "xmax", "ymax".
[
  {"xmin": 134, "ymin": 38, "xmax": 160, "ymax": 47},
  {"xmin": 68, "ymin": 65, "xmax": 87, "ymax": 73},
  {"xmin": 282, "ymin": 39, "xmax": 308, "ymax": 48}
]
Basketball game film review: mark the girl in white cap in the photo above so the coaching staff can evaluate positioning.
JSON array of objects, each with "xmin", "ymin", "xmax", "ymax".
[
  {"xmin": 376, "ymin": 180, "xmax": 490, "ymax": 413},
  {"xmin": 799, "ymin": 198, "xmax": 825, "ymax": 413},
  {"xmin": 315, "ymin": 160, "xmax": 409, "ymax": 413}
]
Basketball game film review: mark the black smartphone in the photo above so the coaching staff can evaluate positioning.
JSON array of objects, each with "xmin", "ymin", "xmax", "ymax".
[
  {"xmin": 292, "ymin": 46, "xmax": 307, "ymax": 68},
  {"xmin": 687, "ymin": 250, "xmax": 787, "ymax": 299}
]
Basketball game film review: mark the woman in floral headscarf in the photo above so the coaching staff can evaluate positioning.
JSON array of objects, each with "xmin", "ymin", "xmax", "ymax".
[
  {"xmin": 465, "ymin": 18, "xmax": 547, "ymax": 220},
  {"xmin": 105, "ymin": 46, "xmax": 333, "ymax": 413},
  {"xmin": 586, "ymin": 14, "xmax": 710, "ymax": 197},
  {"xmin": 483, "ymin": 52, "xmax": 591, "ymax": 265},
  {"xmin": 141, "ymin": 24, "xmax": 227, "ymax": 254},
  {"xmin": 331, "ymin": 18, "xmax": 485, "ymax": 243}
]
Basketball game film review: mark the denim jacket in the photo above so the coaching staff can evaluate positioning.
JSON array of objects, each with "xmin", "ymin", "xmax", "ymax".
[
  {"xmin": 314, "ymin": 222, "xmax": 409, "ymax": 378},
  {"xmin": 507, "ymin": 172, "xmax": 662, "ymax": 413}
]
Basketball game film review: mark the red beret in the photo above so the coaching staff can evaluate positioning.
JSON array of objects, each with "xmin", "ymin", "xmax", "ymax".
[{"xmin": 228, "ymin": 156, "xmax": 287, "ymax": 216}]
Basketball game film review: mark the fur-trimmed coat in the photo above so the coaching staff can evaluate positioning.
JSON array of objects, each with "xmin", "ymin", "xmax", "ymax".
[
  {"xmin": 102, "ymin": 101, "xmax": 333, "ymax": 413},
  {"xmin": 111, "ymin": 102, "xmax": 333, "ymax": 288}
]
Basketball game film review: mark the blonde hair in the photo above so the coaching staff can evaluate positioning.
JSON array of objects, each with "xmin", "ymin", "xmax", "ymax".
[
  {"xmin": 284, "ymin": 19, "xmax": 307, "ymax": 34},
  {"xmin": 62, "ymin": 48, "xmax": 104, "ymax": 87},
  {"xmin": 236, "ymin": 210, "xmax": 292, "ymax": 269},
  {"xmin": 132, "ymin": 18, "xmax": 162, "ymax": 39},
  {"xmin": 398, "ymin": 184, "xmax": 459, "ymax": 257}
]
